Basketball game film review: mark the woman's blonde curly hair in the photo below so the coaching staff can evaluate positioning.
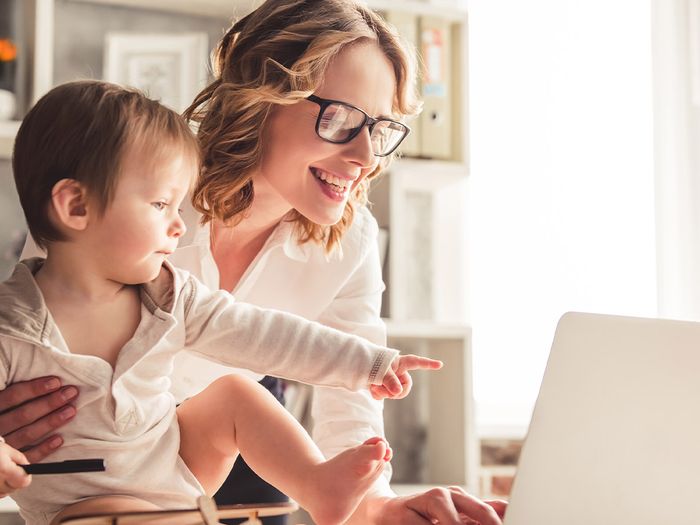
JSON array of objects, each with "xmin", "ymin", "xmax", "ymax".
[{"xmin": 184, "ymin": 0, "xmax": 421, "ymax": 252}]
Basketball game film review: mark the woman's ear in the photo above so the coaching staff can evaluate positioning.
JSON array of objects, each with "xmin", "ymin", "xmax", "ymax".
[{"xmin": 49, "ymin": 179, "xmax": 91, "ymax": 232}]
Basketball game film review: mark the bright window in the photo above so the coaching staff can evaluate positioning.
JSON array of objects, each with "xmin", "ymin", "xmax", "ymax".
[{"xmin": 468, "ymin": 0, "xmax": 656, "ymax": 436}]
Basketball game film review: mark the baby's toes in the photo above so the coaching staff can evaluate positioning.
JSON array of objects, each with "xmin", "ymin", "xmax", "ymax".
[{"xmin": 349, "ymin": 439, "xmax": 387, "ymax": 476}]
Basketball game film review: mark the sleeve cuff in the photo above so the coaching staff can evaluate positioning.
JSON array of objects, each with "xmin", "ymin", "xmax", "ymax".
[{"xmin": 368, "ymin": 349, "xmax": 399, "ymax": 385}]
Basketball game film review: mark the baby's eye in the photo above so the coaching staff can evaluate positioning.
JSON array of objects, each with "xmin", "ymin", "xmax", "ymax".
[{"xmin": 152, "ymin": 202, "xmax": 167, "ymax": 211}]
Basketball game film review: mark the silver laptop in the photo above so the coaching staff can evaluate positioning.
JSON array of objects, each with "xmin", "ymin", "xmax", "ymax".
[{"xmin": 505, "ymin": 312, "xmax": 700, "ymax": 525}]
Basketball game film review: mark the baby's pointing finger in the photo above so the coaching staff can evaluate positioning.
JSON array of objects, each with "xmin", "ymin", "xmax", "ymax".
[{"xmin": 398, "ymin": 355, "xmax": 443, "ymax": 372}]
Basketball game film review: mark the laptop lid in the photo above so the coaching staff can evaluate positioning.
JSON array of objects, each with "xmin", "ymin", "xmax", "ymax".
[{"xmin": 504, "ymin": 312, "xmax": 700, "ymax": 525}]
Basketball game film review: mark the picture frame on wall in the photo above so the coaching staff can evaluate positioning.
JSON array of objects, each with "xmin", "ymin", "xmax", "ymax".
[{"xmin": 104, "ymin": 32, "xmax": 209, "ymax": 113}]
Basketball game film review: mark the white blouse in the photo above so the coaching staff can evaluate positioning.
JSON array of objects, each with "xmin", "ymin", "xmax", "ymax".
[{"xmin": 167, "ymin": 204, "xmax": 391, "ymax": 483}]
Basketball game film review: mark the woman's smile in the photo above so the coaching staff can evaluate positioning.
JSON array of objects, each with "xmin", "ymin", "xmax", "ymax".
[{"xmin": 310, "ymin": 167, "xmax": 353, "ymax": 202}]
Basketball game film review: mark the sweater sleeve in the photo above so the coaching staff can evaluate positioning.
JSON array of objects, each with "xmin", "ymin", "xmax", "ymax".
[{"xmin": 181, "ymin": 276, "xmax": 398, "ymax": 391}]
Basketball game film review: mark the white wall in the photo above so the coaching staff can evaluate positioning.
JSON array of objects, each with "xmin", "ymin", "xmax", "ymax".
[
  {"xmin": 469, "ymin": 0, "xmax": 657, "ymax": 435},
  {"xmin": 653, "ymin": 0, "xmax": 700, "ymax": 320}
]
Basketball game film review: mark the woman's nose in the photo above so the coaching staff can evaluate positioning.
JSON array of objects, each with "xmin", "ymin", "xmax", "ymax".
[{"xmin": 344, "ymin": 127, "xmax": 377, "ymax": 169}]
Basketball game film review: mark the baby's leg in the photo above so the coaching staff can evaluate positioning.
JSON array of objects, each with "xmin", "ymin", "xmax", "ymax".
[
  {"xmin": 50, "ymin": 496, "xmax": 160, "ymax": 524},
  {"xmin": 177, "ymin": 375, "xmax": 390, "ymax": 525}
]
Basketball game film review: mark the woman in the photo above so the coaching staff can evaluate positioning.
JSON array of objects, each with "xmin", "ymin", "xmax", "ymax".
[{"xmin": 2, "ymin": 1, "xmax": 505, "ymax": 523}]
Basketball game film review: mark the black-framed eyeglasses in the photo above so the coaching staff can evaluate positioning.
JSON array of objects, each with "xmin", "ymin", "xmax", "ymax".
[{"xmin": 306, "ymin": 95, "xmax": 410, "ymax": 157}]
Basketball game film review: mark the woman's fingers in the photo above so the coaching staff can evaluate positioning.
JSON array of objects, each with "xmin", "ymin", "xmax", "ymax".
[
  {"xmin": 366, "ymin": 487, "xmax": 503, "ymax": 525},
  {"xmin": 0, "ymin": 377, "xmax": 63, "ymax": 413},
  {"xmin": 448, "ymin": 486, "xmax": 503, "ymax": 525},
  {"xmin": 3, "ymin": 400, "xmax": 76, "ymax": 447},
  {"xmin": 404, "ymin": 488, "xmax": 464, "ymax": 524},
  {"xmin": 18, "ymin": 434, "xmax": 65, "ymax": 464},
  {"xmin": 0, "ymin": 381, "xmax": 77, "ymax": 434},
  {"xmin": 484, "ymin": 499, "xmax": 508, "ymax": 519},
  {"xmin": 0, "ymin": 381, "xmax": 77, "ymax": 458}
]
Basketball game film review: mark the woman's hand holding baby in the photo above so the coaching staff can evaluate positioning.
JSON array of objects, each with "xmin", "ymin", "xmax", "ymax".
[
  {"xmin": 0, "ymin": 438, "xmax": 31, "ymax": 497},
  {"xmin": 371, "ymin": 355, "xmax": 443, "ymax": 400}
]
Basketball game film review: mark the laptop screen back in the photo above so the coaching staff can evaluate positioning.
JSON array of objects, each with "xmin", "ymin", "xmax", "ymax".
[{"xmin": 505, "ymin": 312, "xmax": 700, "ymax": 525}]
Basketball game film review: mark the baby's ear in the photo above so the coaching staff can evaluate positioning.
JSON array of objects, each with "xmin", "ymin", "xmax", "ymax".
[{"xmin": 49, "ymin": 179, "xmax": 91, "ymax": 232}]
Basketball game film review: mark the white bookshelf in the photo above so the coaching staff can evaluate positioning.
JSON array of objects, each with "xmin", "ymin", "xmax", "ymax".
[{"xmin": 0, "ymin": 0, "xmax": 468, "ymax": 157}]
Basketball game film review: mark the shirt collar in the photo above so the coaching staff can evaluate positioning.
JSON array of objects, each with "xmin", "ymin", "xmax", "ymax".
[
  {"xmin": 188, "ymin": 213, "xmax": 312, "ymax": 263},
  {"xmin": 0, "ymin": 258, "xmax": 179, "ymax": 347},
  {"xmin": 186, "ymin": 210, "xmax": 343, "ymax": 264},
  {"xmin": 266, "ymin": 217, "xmax": 344, "ymax": 263}
]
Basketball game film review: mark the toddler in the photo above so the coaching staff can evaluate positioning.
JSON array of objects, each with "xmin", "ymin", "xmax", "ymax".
[{"xmin": 0, "ymin": 81, "xmax": 441, "ymax": 525}]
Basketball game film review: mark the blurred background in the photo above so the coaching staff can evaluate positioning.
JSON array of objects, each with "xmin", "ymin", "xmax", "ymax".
[{"xmin": 0, "ymin": 0, "xmax": 697, "ymax": 518}]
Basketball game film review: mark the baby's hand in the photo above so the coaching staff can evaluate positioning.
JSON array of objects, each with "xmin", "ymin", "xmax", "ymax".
[
  {"xmin": 0, "ymin": 438, "xmax": 32, "ymax": 497},
  {"xmin": 371, "ymin": 354, "xmax": 443, "ymax": 400}
]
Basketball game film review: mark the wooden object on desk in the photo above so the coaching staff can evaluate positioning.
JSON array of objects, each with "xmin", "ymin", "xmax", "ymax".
[{"xmin": 59, "ymin": 498, "xmax": 298, "ymax": 525}]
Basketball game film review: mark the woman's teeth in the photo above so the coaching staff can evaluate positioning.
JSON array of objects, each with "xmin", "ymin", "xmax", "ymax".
[{"xmin": 312, "ymin": 168, "xmax": 351, "ymax": 192}]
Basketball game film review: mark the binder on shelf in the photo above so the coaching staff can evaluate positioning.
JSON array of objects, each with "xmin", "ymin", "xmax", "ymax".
[
  {"xmin": 385, "ymin": 10, "xmax": 421, "ymax": 157},
  {"xmin": 419, "ymin": 16, "xmax": 453, "ymax": 160}
]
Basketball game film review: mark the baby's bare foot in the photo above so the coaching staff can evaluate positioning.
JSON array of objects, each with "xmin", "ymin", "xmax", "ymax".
[{"xmin": 305, "ymin": 437, "xmax": 391, "ymax": 525}]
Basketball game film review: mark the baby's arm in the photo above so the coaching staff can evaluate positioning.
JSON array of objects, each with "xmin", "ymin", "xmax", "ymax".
[
  {"xmin": 0, "ymin": 439, "xmax": 31, "ymax": 497},
  {"xmin": 181, "ymin": 276, "xmax": 438, "ymax": 394}
]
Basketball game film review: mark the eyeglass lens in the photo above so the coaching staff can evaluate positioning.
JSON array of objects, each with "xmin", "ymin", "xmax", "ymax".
[{"xmin": 318, "ymin": 102, "xmax": 406, "ymax": 155}]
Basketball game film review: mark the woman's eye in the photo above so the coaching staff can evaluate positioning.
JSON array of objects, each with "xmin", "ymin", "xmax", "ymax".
[{"xmin": 152, "ymin": 202, "xmax": 167, "ymax": 211}]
